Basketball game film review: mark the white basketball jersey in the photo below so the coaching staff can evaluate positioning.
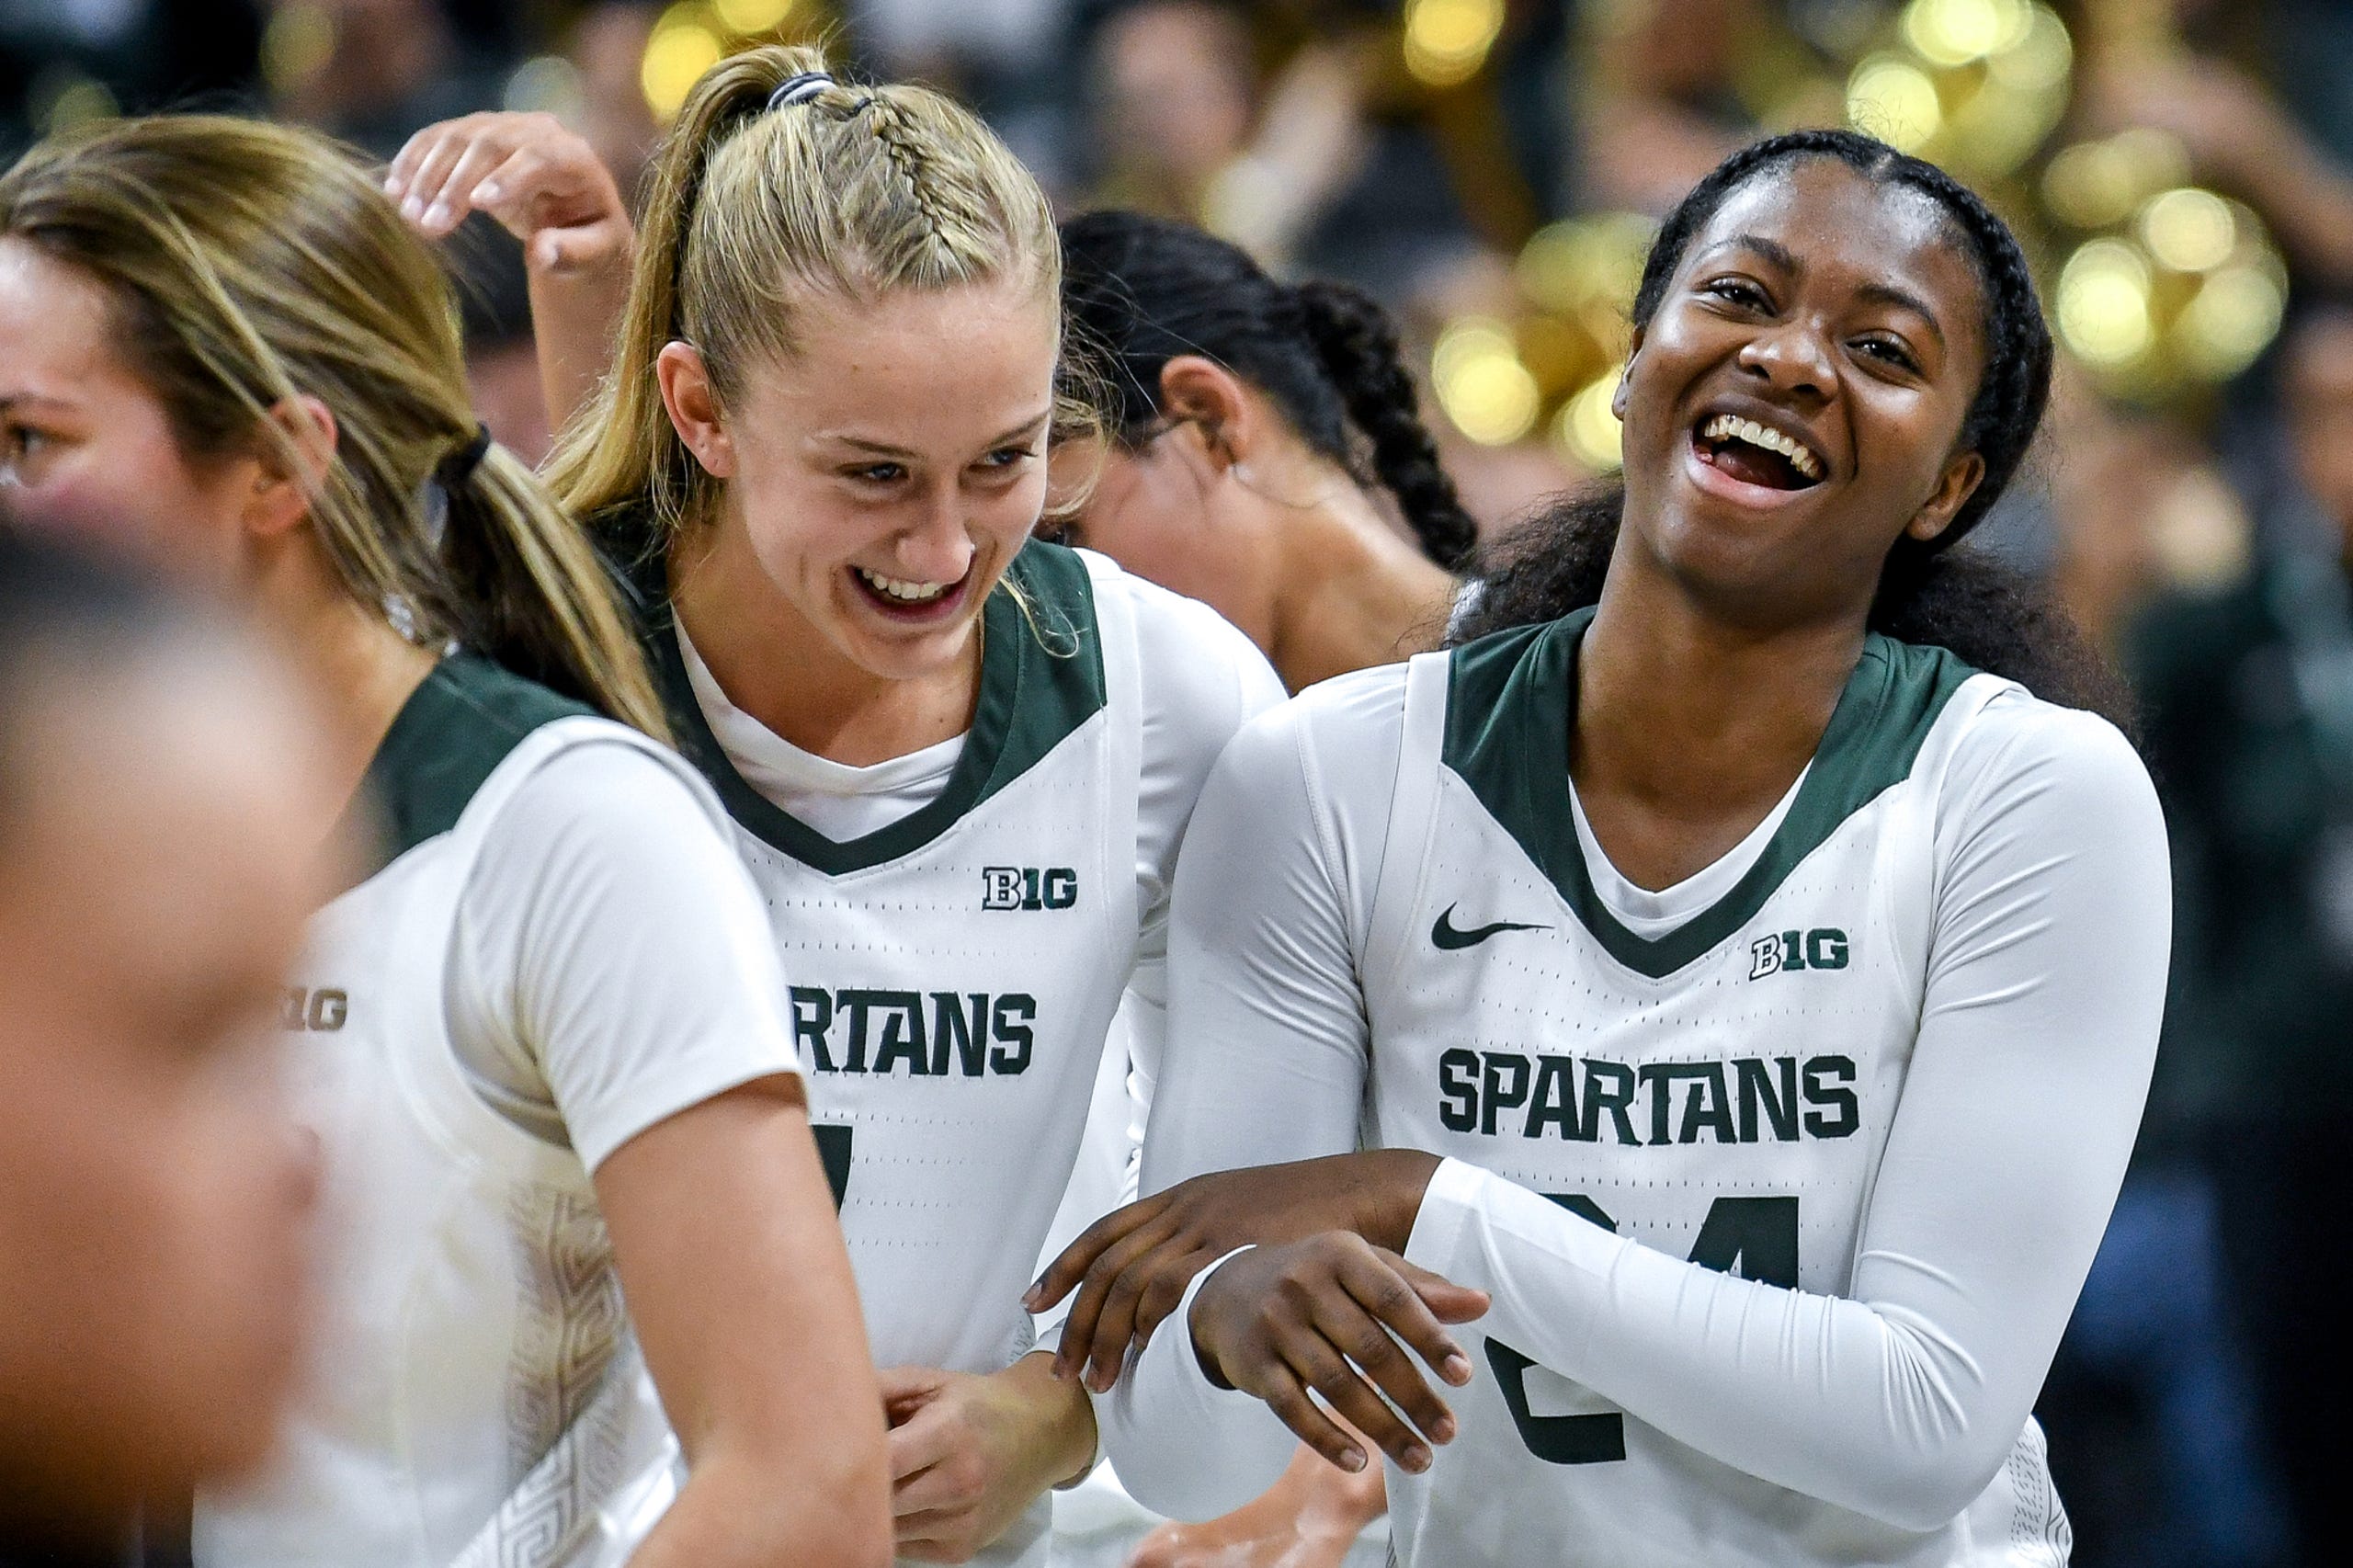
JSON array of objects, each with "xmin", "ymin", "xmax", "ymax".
[
  {"xmin": 649, "ymin": 544, "xmax": 1143, "ymax": 1568},
  {"xmin": 1357, "ymin": 609, "xmax": 2073, "ymax": 1566},
  {"xmin": 198, "ymin": 659, "xmax": 690, "ymax": 1568}
]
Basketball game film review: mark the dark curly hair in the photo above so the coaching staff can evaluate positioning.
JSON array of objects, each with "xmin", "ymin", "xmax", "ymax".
[
  {"xmin": 1455, "ymin": 130, "xmax": 2130, "ymax": 727},
  {"xmin": 1060, "ymin": 209, "xmax": 1480, "ymax": 573}
]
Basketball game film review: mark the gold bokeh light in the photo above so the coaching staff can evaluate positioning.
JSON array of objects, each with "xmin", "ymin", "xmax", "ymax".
[{"xmin": 1404, "ymin": 0, "xmax": 1506, "ymax": 88}]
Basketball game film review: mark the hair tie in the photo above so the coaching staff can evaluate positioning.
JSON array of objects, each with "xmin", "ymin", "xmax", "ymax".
[
  {"xmin": 437, "ymin": 426, "xmax": 493, "ymax": 492},
  {"xmin": 767, "ymin": 71, "xmax": 835, "ymax": 111}
]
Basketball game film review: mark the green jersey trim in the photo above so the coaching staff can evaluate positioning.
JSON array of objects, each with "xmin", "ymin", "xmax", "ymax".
[
  {"xmin": 342, "ymin": 653, "xmax": 594, "ymax": 882},
  {"xmin": 1442, "ymin": 606, "xmax": 1976, "ymax": 978},
  {"xmin": 651, "ymin": 540, "xmax": 1108, "ymax": 876}
]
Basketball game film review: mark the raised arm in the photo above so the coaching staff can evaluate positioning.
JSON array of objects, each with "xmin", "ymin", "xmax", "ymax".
[{"xmin": 385, "ymin": 113, "xmax": 634, "ymax": 431}]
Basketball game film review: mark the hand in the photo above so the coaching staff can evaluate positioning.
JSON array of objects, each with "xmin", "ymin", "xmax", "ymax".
[
  {"xmin": 881, "ymin": 1354, "xmax": 1097, "ymax": 1564},
  {"xmin": 1125, "ymin": 1438, "xmax": 1385, "ymax": 1568},
  {"xmin": 384, "ymin": 111, "xmax": 633, "ymax": 271},
  {"xmin": 1027, "ymin": 1150, "xmax": 1442, "ymax": 1393},
  {"xmin": 1188, "ymin": 1233, "xmax": 1487, "ymax": 1477}
]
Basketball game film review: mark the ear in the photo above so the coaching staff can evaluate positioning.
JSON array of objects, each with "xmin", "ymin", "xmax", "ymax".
[
  {"xmin": 1905, "ymin": 449, "xmax": 1986, "ymax": 543},
  {"xmin": 242, "ymin": 396, "xmax": 338, "ymax": 540},
  {"xmin": 656, "ymin": 341, "xmax": 733, "ymax": 479},
  {"xmin": 1156, "ymin": 355, "xmax": 1258, "ymax": 471},
  {"xmin": 1609, "ymin": 325, "xmax": 1647, "ymax": 422}
]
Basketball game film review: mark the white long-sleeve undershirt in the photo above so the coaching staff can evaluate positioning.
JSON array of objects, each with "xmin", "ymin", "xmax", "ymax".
[{"xmin": 1102, "ymin": 659, "xmax": 2167, "ymax": 1536}]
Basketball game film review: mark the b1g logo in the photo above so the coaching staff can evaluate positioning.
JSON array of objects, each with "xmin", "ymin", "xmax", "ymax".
[
  {"xmin": 281, "ymin": 985, "xmax": 349, "ymax": 1032},
  {"xmin": 1749, "ymin": 928, "xmax": 1849, "ymax": 980},
  {"xmin": 982, "ymin": 866, "xmax": 1078, "ymax": 911}
]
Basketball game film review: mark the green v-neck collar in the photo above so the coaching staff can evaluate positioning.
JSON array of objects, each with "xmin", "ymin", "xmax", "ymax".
[
  {"xmin": 649, "ymin": 540, "xmax": 1108, "ymax": 877},
  {"xmin": 336, "ymin": 653, "xmax": 593, "ymax": 887},
  {"xmin": 1442, "ymin": 606, "xmax": 1975, "ymax": 978}
]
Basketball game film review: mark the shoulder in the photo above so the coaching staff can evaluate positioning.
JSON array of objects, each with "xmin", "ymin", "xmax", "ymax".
[
  {"xmin": 1219, "ymin": 662, "xmax": 1413, "ymax": 808},
  {"xmin": 1071, "ymin": 543, "xmax": 1287, "ymax": 745},
  {"xmin": 1938, "ymin": 682, "xmax": 2161, "ymax": 848}
]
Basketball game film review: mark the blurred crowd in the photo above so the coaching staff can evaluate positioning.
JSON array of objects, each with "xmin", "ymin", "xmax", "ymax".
[{"xmin": 6, "ymin": 1, "xmax": 2353, "ymax": 1562}]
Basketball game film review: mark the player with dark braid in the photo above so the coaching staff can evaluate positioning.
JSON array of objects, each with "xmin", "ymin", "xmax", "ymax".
[
  {"xmin": 1037, "ymin": 130, "xmax": 2165, "ymax": 1566},
  {"xmin": 1056, "ymin": 210, "xmax": 1476, "ymax": 691}
]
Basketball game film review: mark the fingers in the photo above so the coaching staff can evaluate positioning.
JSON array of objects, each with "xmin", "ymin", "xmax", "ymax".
[
  {"xmin": 388, "ymin": 122, "xmax": 482, "ymax": 232},
  {"xmin": 1312, "ymin": 1282, "xmax": 1454, "ymax": 1457},
  {"xmin": 1054, "ymin": 1211, "xmax": 1181, "ymax": 1383},
  {"xmin": 1082, "ymin": 1240, "xmax": 1214, "ymax": 1393},
  {"xmin": 1026, "ymin": 1193, "xmax": 1166, "ymax": 1313},
  {"xmin": 1251, "ymin": 1361, "xmax": 1372, "ymax": 1476},
  {"xmin": 1385, "ymin": 1248, "xmax": 1492, "ymax": 1327},
  {"xmin": 1351, "ymin": 1250, "xmax": 1479, "ymax": 1386},
  {"xmin": 875, "ymin": 1363, "xmax": 947, "ymax": 1403},
  {"xmin": 884, "ymin": 1398, "xmax": 960, "ymax": 1483}
]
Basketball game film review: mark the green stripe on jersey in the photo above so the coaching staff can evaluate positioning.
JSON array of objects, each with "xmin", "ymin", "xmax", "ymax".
[
  {"xmin": 652, "ymin": 540, "xmax": 1108, "ymax": 876},
  {"xmin": 341, "ymin": 653, "xmax": 594, "ymax": 882},
  {"xmin": 1443, "ymin": 606, "xmax": 1974, "ymax": 978}
]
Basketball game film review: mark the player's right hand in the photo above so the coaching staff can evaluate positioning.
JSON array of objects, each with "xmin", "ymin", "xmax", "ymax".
[
  {"xmin": 1187, "ymin": 1233, "xmax": 1487, "ymax": 1478},
  {"xmin": 384, "ymin": 112, "xmax": 632, "ymax": 273}
]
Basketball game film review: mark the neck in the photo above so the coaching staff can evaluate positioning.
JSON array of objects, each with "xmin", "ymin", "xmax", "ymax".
[
  {"xmin": 250, "ymin": 531, "xmax": 438, "ymax": 836},
  {"xmin": 669, "ymin": 513, "xmax": 983, "ymax": 767},
  {"xmin": 1572, "ymin": 534, "xmax": 1867, "ymax": 889},
  {"xmin": 1264, "ymin": 465, "xmax": 1458, "ymax": 692}
]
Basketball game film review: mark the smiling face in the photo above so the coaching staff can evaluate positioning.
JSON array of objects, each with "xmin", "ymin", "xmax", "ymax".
[
  {"xmin": 0, "ymin": 239, "xmax": 262, "ymax": 585},
  {"xmin": 665, "ymin": 276, "xmax": 1060, "ymax": 687},
  {"xmin": 1611, "ymin": 156, "xmax": 1991, "ymax": 629}
]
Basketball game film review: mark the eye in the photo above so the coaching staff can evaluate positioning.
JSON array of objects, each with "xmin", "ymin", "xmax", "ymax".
[
  {"xmin": 978, "ymin": 445, "xmax": 1035, "ymax": 472},
  {"xmin": 1701, "ymin": 277, "xmax": 1771, "ymax": 312},
  {"xmin": 844, "ymin": 460, "xmax": 906, "ymax": 485},
  {"xmin": 0, "ymin": 423, "xmax": 51, "ymax": 483},
  {"xmin": 1854, "ymin": 335, "xmax": 1921, "ymax": 372}
]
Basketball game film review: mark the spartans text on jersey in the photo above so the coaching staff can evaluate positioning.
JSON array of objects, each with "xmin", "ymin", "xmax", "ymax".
[
  {"xmin": 1438, "ymin": 1049, "xmax": 1860, "ymax": 1144},
  {"xmin": 790, "ymin": 985, "xmax": 1038, "ymax": 1075}
]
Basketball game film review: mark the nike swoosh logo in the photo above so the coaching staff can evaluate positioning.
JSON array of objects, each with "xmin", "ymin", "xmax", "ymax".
[{"xmin": 1431, "ymin": 903, "xmax": 1550, "ymax": 950}]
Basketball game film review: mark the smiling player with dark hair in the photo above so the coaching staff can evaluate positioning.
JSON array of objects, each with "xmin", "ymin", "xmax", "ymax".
[{"xmin": 1035, "ymin": 130, "xmax": 2168, "ymax": 1566}]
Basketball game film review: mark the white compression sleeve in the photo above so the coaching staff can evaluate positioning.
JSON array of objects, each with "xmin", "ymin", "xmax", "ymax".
[{"xmin": 1403, "ymin": 703, "xmax": 2168, "ymax": 1530}]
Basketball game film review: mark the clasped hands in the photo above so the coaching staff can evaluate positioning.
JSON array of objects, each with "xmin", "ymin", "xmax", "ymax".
[{"xmin": 1024, "ymin": 1149, "xmax": 1490, "ymax": 1476}]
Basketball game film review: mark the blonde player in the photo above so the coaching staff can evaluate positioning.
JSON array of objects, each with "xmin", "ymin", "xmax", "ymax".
[
  {"xmin": 0, "ymin": 116, "xmax": 888, "ymax": 1568},
  {"xmin": 1040, "ymin": 131, "xmax": 2167, "ymax": 1566},
  {"xmin": 393, "ymin": 46, "xmax": 1283, "ymax": 1568}
]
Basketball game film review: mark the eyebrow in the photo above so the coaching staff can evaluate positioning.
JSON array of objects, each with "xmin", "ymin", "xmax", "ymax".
[
  {"xmin": 829, "ymin": 409, "xmax": 1055, "ymax": 460},
  {"xmin": 1706, "ymin": 234, "xmax": 1949, "ymax": 350},
  {"xmin": 0, "ymin": 392, "xmax": 75, "ymax": 415}
]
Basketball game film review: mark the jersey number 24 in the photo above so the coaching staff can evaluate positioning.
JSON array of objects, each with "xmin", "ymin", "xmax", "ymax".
[{"xmin": 1487, "ymin": 1193, "xmax": 1798, "ymax": 1464}]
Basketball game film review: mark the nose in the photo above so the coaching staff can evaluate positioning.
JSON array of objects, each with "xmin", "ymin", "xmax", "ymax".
[
  {"xmin": 1735, "ymin": 317, "xmax": 1835, "ymax": 403},
  {"xmin": 888, "ymin": 481, "xmax": 978, "ymax": 584}
]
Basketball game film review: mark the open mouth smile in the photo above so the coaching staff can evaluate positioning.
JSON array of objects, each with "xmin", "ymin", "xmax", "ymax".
[
  {"xmin": 1689, "ymin": 412, "xmax": 1827, "ymax": 494},
  {"xmin": 850, "ymin": 563, "xmax": 972, "ymax": 620}
]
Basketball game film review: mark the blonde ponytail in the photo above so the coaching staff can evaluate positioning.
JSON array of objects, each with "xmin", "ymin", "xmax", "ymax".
[
  {"xmin": 0, "ymin": 115, "xmax": 669, "ymax": 738},
  {"xmin": 545, "ymin": 44, "xmax": 1073, "ymax": 540}
]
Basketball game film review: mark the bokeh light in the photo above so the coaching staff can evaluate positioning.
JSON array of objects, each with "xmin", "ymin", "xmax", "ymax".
[
  {"xmin": 2175, "ymin": 266, "xmax": 2286, "ymax": 381},
  {"xmin": 2057, "ymin": 240, "xmax": 2154, "ymax": 367},
  {"xmin": 1900, "ymin": 0, "xmax": 2033, "ymax": 67},
  {"xmin": 1404, "ymin": 0, "xmax": 1506, "ymax": 88},
  {"xmin": 712, "ymin": 0, "xmax": 795, "ymax": 34},
  {"xmin": 642, "ymin": 5, "xmax": 724, "ymax": 119},
  {"xmin": 1846, "ymin": 55, "xmax": 1941, "ymax": 152},
  {"xmin": 2138, "ymin": 188, "xmax": 2237, "ymax": 274},
  {"xmin": 1433, "ymin": 319, "xmax": 1540, "ymax": 445},
  {"xmin": 1556, "ymin": 374, "xmax": 1624, "ymax": 472}
]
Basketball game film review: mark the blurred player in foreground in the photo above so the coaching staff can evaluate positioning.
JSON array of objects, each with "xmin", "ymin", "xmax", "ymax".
[
  {"xmin": 0, "ymin": 115, "xmax": 888, "ymax": 1568},
  {"xmin": 0, "ymin": 528, "xmax": 324, "ymax": 1567},
  {"xmin": 1039, "ymin": 130, "xmax": 2166, "ymax": 1566}
]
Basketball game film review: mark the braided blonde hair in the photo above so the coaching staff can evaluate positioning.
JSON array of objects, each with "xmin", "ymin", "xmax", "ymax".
[{"xmin": 548, "ymin": 44, "xmax": 1077, "ymax": 540}]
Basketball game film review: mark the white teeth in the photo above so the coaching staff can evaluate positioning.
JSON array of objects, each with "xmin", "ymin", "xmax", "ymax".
[
  {"xmin": 1700, "ymin": 414, "xmax": 1824, "ymax": 481},
  {"xmin": 855, "ymin": 566, "xmax": 953, "ymax": 604}
]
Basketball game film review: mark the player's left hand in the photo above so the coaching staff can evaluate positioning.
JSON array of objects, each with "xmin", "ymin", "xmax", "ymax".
[
  {"xmin": 1027, "ymin": 1148, "xmax": 1443, "ymax": 1393},
  {"xmin": 880, "ymin": 1354, "xmax": 1097, "ymax": 1563}
]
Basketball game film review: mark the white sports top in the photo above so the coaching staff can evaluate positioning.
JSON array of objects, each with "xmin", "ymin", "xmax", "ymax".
[
  {"xmin": 198, "ymin": 656, "xmax": 801, "ymax": 1568},
  {"xmin": 1104, "ymin": 614, "xmax": 2168, "ymax": 1566}
]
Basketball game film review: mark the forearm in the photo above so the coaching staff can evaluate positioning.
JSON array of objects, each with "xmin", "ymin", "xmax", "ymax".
[
  {"xmin": 1099, "ymin": 1257, "xmax": 1301, "ymax": 1520},
  {"xmin": 632, "ymin": 1446, "xmax": 890, "ymax": 1568},
  {"xmin": 528, "ymin": 244, "xmax": 633, "ymax": 435}
]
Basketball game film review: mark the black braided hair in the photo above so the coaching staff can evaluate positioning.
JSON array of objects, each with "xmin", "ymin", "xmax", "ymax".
[
  {"xmin": 1456, "ymin": 129, "xmax": 2129, "ymax": 726},
  {"xmin": 1060, "ymin": 209, "xmax": 1480, "ymax": 572}
]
